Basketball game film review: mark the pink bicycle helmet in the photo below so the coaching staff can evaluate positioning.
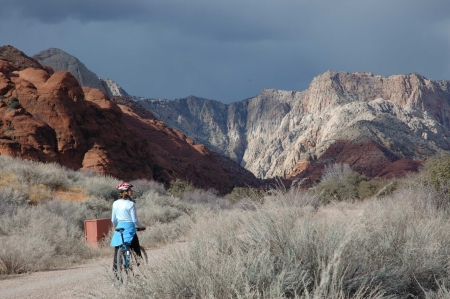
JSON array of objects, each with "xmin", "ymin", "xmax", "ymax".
[{"xmin": 116, "ymin": 182, "xmax": 133, "ymax": 191}]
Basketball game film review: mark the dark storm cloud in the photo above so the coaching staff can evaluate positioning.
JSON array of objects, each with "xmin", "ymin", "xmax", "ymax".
[
  {"xmin": 2, "ymin": 0, "xmax": 450, "ymax": 103},
  {"xmin": 2, "ymin": 0, "xmax": 304, "ymax": 42}
]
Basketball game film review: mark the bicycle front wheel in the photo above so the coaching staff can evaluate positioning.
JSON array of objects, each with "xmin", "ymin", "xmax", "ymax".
[{"xmin": 140, "ymin": 246, "xmax": 148, "ymax": 264}]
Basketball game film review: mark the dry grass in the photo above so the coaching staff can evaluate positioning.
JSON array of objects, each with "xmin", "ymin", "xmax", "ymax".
[
  {"xmin": 53, "ymin": 187, "xmax": 89, "ymax": 202},
  {"xmin": 4, "ymin": 154, "xmax": 450, "ymax": 299},
  {"xmin": 112, "ymin": 182, "xmax": 450, "ymax": 299}
]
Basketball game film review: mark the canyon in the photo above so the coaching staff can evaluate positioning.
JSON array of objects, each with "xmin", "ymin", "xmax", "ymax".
[
  {"xmin": 32, "ymin": 47, "xmax": 450, "ymax": 185},
  {"xmin": 136, "ymin": 72, "xmax": 450, "ymax": 183}
]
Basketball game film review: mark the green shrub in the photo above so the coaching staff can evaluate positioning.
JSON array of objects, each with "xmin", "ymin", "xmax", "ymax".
[
  {"xmin": 226, "ymin": 186, "xmax": 264, "ymax": 204},
  {"xmin": 315, "ymin": 163, "xmax": 367, "ymax": 204},
  {"xmin": 357, "ymin": 178, "xmax": 397, "ymax": 199},
  {"xmin": 8, "ymin": 97, "xmax": 20, "ymax": 110},
  {"xmin": 167, "ymin": 179, "xmax": 195, "ymax": 199},
  {"xmin": 421, "ymin": 151, "xmax": 450, "ymax": 194}
]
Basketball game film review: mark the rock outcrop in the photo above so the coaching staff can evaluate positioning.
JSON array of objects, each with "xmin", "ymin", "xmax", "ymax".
[
  {"xmin": 33, "ymin": 48, "xmax": 108, "ymax": 94},
  {"xmin": 138, "ymin": 71, "xmax": 450, "ymax": 183},
  {"xmin": 0, "ymin": 46, "xmax": 260, "ymax": 194},
  {"xmin": 100, "ymin": 78, "xmax": 129, "ymax": 98}
]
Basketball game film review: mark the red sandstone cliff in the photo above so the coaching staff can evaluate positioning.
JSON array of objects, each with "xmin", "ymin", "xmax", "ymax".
[{"xmin": 0, "ymin": 46, "xmax": 259, "ymax": 194}]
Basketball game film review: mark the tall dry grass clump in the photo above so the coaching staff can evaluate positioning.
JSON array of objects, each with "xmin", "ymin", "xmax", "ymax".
[
  {"xmin": 0, "ymin": 202, "xmax": 94, "ymax": 274},
  {"xmin": 0, "ymin": 163, "xmax": 114, "ymax": 274},
  {"xmin": 113, "ymin": 177, "xmax": 450, "ymax": 299}
]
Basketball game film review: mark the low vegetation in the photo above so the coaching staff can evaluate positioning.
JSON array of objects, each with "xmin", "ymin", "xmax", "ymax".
[{"xmin": 2, "ymin": 154, "xmax": 450, "ymax": 298}]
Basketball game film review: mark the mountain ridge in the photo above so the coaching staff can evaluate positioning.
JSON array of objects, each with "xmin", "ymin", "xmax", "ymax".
[
  {"xmin": 31, "ymin": 46, "xmax": 450, "ymax": 184},
  {"xmin": 136, "ymin": 71, "xmax": 450, "ymax": 182}
]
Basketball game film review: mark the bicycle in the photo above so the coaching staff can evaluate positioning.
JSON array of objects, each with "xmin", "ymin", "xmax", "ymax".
[{"xmin": 114, "ymin": 227, "xmax": 148, "ymax": 282}]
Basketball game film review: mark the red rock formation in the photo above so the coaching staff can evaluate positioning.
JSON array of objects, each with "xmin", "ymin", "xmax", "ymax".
[
  {"xmin": 287, "ymin": 140, "xmax": 422, "ymax": 184},
  {"xmin": 0, "ymin": 55, "xmax": 155, "ymax": 180},
  {"xmin": 0, "ymin": 46, "xmax": 259, "ymax": 194}
]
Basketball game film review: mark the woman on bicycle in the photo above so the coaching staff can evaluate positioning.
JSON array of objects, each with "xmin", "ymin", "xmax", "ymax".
[{"xmin": 110, "ymin": 182, "xmax": 146, "ymax": 271}]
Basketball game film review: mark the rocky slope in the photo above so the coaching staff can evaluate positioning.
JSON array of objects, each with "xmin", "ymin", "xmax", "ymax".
[
  {"xmin": 0, "ymin": 46, "xmax": 259, "ymax": 193},
  {"xmin": 112, "ymin": 96, "xmax": 260, "ymax": 192},
  {"xmin": 138, "ymin": 71, "xmax": 450, "ymax": 183}
]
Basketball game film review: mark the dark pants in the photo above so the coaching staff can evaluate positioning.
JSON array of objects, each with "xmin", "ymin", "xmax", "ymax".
[{"xmin": 112, "ymin": 233, "xmax": 142, "ymax": 271}]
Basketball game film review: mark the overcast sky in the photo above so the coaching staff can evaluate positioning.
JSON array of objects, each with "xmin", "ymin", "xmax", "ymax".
[{"xmin": 1, "ymin": 0, "xmax": 450, "ymax": 104}]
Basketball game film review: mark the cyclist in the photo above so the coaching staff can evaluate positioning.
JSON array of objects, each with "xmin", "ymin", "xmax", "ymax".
[{"xmin": 110, "ymin": 182, "xmax": 146, "ymax": 272}]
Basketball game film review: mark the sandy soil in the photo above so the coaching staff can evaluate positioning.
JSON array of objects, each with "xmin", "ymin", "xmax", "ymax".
[{"xmin": 0, "ymin": 244, "xmax": 177, "ymax": 299}]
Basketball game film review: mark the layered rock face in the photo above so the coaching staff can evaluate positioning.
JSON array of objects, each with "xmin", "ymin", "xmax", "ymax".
[
  {"xmin": 139, "ymin": 71, "xmax": 450, "ymax": 182},
  {"xmin": 0, "ymin": 46, "xmax": 259, "ymax": 193}
]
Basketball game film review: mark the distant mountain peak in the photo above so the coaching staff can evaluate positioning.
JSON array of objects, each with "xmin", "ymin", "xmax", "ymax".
[{"xmin": 33, "ymin": 48, "xmax": 108, "ymax": 94}]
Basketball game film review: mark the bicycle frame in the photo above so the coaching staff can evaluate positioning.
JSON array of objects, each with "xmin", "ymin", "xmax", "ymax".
[{"xmin": 114, "ymin": 227, "xmax": 148, "ymax": 282}]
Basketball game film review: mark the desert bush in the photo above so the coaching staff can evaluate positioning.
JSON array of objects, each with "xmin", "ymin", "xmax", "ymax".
[
  {"xmin": 167, "ymin": 178, "xmax": 196, "ymax": 199},
  {"xmin": 82, "ymin": 175, "xmax": 120, "ymax": 200},
  {"xmin": 0, "ymin": 204, "xmax": 93, "ymax": 274},
  {"xmin": 226, "ymin": 186, "xmax": 265, "ymax": 204},
  {"xmin": 137, "ymin": 191, "xmax": 193, "ymax": 224},
  {"xmin": 131, "ymin": 190, "xmax": 197, "ymax": 248},
  {"xmin": 357, "ymin": 178, "xmax": 397, "ymax": 199},
  {"xmin": 181, "ymin": 188, "xmax": 232, "ymax": 210},
  {"xmin": 130, "ymin": 179, "xmax": 166, "ymax": 198},
  {"xmin": 400, "ymin": 166, "xmax": 450, "ymax": 211},
  {"xmin": 115, "ymin": 188, "xmax": 450, "ymax": 299},
  {"xmin": 8, "ymin": 97, "xmax": 20, "ymax": 110},
  {"xmin": 315, "ymin": 163, "xmax": 367, "ymax": 203},
  {"xmin": 0, "ymin": 234, "xmax": 54, "ymax": 274},
  {"xmin": 81, "ymin": 196, "xmax": 112, "ymax": 220},
  {"xmin": 420, "ymin": 151, "xmax": 450, "ymax": 206},
  {"xmin": 266, "ymin": 185, "xmax": 319, "ymax": 209},
  {"xmin": 0, "ymin": 185, "xmax": 29, "ymax": 216},
  {"xmin": 0, "ymin": 156, "xmax": 82, "ymax": 191},
  {"xmin": 40, "ymin": 198, "xmax": 93, "ymax": 231},
  {"xmin": 422, "ymin": 151, "xmax": 450, "ymax": 189}
]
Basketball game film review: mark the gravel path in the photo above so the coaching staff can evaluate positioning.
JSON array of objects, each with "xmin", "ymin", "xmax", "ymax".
[
  {"xmin": 0, "ymin": 244, "xmax": 179, "ymax": 299},
  {"xmin": 0, "ymin": 257, "xmax": 111, "ymax": 299}
]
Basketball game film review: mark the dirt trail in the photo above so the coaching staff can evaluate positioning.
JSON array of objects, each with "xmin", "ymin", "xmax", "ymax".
[
  {"xmin": 0, "ymin": 244, "xmax": 180, "ymax": 299},
  {"xmin": 0, "ymin": 205, "xmax": 365, "ymax": 299}
]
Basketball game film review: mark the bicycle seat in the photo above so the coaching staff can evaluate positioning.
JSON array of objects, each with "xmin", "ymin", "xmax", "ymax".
[{"xmin": 115, "ymin": 228, "xmax": 125, "ymax": 233}]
